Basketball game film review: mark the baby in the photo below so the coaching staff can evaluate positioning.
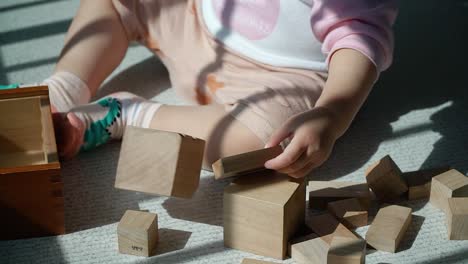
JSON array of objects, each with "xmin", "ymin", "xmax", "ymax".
[{"xmin": 45, "ymin": 0, "xmax": 397, "ymax": 178}]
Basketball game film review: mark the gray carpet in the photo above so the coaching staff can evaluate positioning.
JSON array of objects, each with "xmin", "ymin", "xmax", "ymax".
[{"xmin": 1, "ymin": 0, "xmax": 468, "ymax": 263}]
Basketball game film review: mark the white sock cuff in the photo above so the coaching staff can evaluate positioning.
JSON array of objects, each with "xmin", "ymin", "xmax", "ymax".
[
  {"xmin": 43, "ymin": 71, "xmax": 91, "ymax": 112},
  {"xmin": 141, "ymin": 102, "xmax": 162, "ymax": 128}
]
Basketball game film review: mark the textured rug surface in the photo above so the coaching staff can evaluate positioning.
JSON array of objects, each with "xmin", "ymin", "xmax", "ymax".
[{"xmin": 1, "ymin": 1, "xmax": 468, "ymax": 263}]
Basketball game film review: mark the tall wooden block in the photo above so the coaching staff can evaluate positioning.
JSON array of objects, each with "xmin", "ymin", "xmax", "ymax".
[
  {"xmin": 115, "ymin": 126, "xmax": 205, "ymax": 198},
  {"xmin": 365, "ymin": 205, "xmax": 412, "ymax": 253},
  {"xmin": 0, "ymin": 86, "xmax": 64, "ymax": 240},
  {"xmin": 429, "ymin": 169, "xmax": 468, "ymax": 213},
  {"xmin": 366, "ymin": 155, "xmax": 408, "ymax": 201},
  {"xmin": 290, "ymin": 233, "xmax": 329, "ymax": 264},
  {"xmin": 224, "ymin": 172, "xmax": 305, "ymax": 259},
  {"xmin": 308, "ymin": 181, "xmax": 371, "ymax": 210},
  {"xmin": 327, "ymin": 236, "xmax": 366, "ymax": 264},
  {"xmin": 327, "ymin": 198, "xmax": 368, "ymax": 229},
  {"xmin": 241, "ymin": 258, "xmax": 279, "ymax": 264},
  {"xmin": 446, "ymin": 198, "xmax": 468, "ymax": 240},
  {"xmin": 403, "ymin": 167, "xmax": 450, "ymax": 200},
  {"xmin": 117, "ymin": 210, "xmax": 158, "ymax": 257},
  {"xmin": 212, "ymin": 145, "xmax": 282, "ymax": 179}
]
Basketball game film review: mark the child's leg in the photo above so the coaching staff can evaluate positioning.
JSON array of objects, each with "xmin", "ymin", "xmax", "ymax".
[{"xmin": 44, "ymin": 0, "xmax": 129, "ymax": 112}]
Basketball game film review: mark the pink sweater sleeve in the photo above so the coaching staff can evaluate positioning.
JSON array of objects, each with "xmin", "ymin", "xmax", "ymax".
[{"xmin": 311, "ymin": 0, "xmax": 398, "ymax": 72}]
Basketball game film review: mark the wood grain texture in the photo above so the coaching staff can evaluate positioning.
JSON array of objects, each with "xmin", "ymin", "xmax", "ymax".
[
  {"xmin": 446, "ymin": 198, "xmax": 468, "ymax": 240},
  {"xmin": 366, "ymin": 155, "xmax": 408, "ymax": 201},
  {"xmin": 429, "ymin": 169, "xmax": 468, "ymax": 213},
  {"xmin": 403, "ymin": 167, "xmax": 450, "ymax": 200},
  {"xmin": 223, "ymin": 171, "xmax": 305, "ymax": 259},
  {"xmin": 0, "ymin": 86, "xmax": 63, "ymax": 240},
  {"xmin": 212, "ymin": 145, "xmax": 282, "ymax": 179},
  {"xmin": 327, "ymin": 236, "xmax": 366, "ymax": 264},
  {"xmin": 327, "ymin": 198, "xmax": 368, "ymax": 229},
  {"xmin": 290, "ymin": 233, "xmax": 329, "ymax": 264},
  {"xmin": 241, "ymin": 258, "xmax": 279, "ymax": 264},
  {"xmin": 115, "ymin": 126, "xmax": 205, "ymax": 198},
  {"xmin": 117, "ymin": 210, "xmax": 158, "ymax": 257},
  {"xmin": 365, "ymin": 205, "xmax": 412, "ymax": 253},
  {"xmin": 308, "ymin": 181, "xmax": 371, "ymax": 210}
]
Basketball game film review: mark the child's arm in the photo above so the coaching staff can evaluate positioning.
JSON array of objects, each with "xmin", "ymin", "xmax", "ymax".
[{"xmin": 264, "ymin": 48, "xmax": 376, "ymax": 177}]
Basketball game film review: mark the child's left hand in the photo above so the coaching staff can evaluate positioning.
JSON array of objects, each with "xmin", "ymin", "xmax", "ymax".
[{"xmin": 264, "ymin": 106, "xmax": 339, "ymax": 178}]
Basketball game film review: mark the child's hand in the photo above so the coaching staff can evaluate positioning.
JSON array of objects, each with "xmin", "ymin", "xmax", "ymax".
[{"xmin": 264, "ymin": 107, "xmax": 339, "ymax": 178}]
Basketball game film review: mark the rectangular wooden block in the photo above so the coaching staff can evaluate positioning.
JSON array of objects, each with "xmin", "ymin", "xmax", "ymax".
[
  {"xmin": 306, "ymin": 213, "xmax": 358, "ymax": 245},
  {"xmin": 117, "ymin": 210, "xmax": 158, "ymax": 257},
  {"xmin": 366, "ymin": 155, "xmax": 408, "ymax": 201},
  {"xmin": 328, "ymin": 236, "xmax": 366, "ymax": 264},
  {"xmin": 290, "ymin": 233, "xmax": 329, "ymax": 264},
  {"xmin": 327, "ymin": 198, "xmax": 368, "ymax": 229},
  {"xmin": 241, "ymin": 258, "xmax": 279, "ymax": 264},
  {"xmin": 403, "ymin": 167, "xmax": 451, "ymax": 200},
  {"xmin": 429, "ymin": 169, "xmax": 468, "ymax": 213},
  {"xmin": 365, "ymin": 205, "xmax": 412, "ymax": 253},
  {"xmin": 446, "ymin": 198, "xmax": 468, "ymax": 240},
  {"xmin": 224, "ymin": 171, "xmax": 305, "ymax": 259},
  {"xmin": 0, "ymin": 86, "xmax": 64, "ymax": 240},
  {"xmin": 115, "ymin": 126, "xmax": 205, "ymax": 198},
  {"xmin": 212, "ymin": 145, "xmax": 282, "ymax": 179},
  {"xmin": 308, "ymin": 181, "xmax": 371, "ymax": 210}
]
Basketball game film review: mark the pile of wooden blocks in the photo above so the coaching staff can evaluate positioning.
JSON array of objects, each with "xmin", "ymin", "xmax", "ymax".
[{"xmin": 112, "ymin": 125, "xmax": 468, "ymax": 262}]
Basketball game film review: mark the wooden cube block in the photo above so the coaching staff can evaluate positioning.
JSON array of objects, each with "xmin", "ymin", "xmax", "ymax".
[
  {"xmin": 290, "ymin": 233, "xmax": 329, "ymax": 264},
  {"xmin": 429, "ymin": 169, "xmax": 468, "ymax": 213},
  {"xmin": 115, "ymin": 126, "xmax": 205, "ymax": 198},
  {"xmin": 366, "ymin": 155, "xmax": 408, "ymax": 201},
  {"xmin": 403, "ymin": 167, "xmax": 450, "ymax": 200},
  {"xmin": 212, "ymin": 145, "xmax": 282, "ymax": 179},
  {"xmin": 306, "ymin": 213, "xmax": 358, "ymax": 245},
  {"xmin": 0, "ymin": 86, "xmax": 64, "ymax": 240},
  {"xmin": 446, "ymin": 198, "xmax": 468, "ymax": 240},
  {"xmin": 117, "ymin": 210, "xmax": 158, "ymax": 257},
  {"xmin": 241, "ymin": 258, "xmax": 279, "ymax": 264},
  {"xmin": 308, "ymin": 181, "xmax": 371, "ymax": 210},
  {"xmin": 327, "ymin": 198, "xmax": 368, "ymax": 229},
  {"xmin": 365, "ymin": 205, "xmax": 412, "ymax": 253},
  {"xmin": 224, "ymin": 171, "xmax": 305, "ymax": 259},
  {"xmin": 327, "ymin": 236, "xmax": 366, "ymax": 264}
]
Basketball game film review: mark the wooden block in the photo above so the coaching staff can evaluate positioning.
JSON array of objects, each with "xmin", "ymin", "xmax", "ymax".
[
  {"xmin": 429, "ymin": 169, "xmax": 468, "ymax": 213},
  {"xmin": 306, "ymin": 213, "xmax": 358, "ymax": 245},
  {"xmin": 0, "ymin": 86, "xmax": 64, "ymax": 240},
  {"xmin": 212, "ymin": 145, "xmax": 282, "ymax": 179},
  {"xmin": 403, "ymin": 167, "xmax": 451, "ymax": 200},
  {"xmin": 327, "ymin": 198, "xmax": 368, "ymax": 229},
  {"xmin": 115, "ymin": 126, "xmax": 205, "ymax": 198},
  {"xmin": 308, "ymin": 181, "xmax": 371, "ymax": 210},
  {"xmin": 366, "ymin": 155, "xmax": 408, "ymax": 201},
  {"xmin": 290, "ymin": 233, "xmax": 329, "ymax": 264},
  {"xmin": 224, "ymin": 171, "xmax": 305, "ymax": 259},
  {"xmin": 446, "ymin": 198, "xmax": 468, "ymax": 240},
  {"xmin": 365, "ymin": 205, "xmax": 412, "ymax": 253},
  {"xmin": 328, "ymin": 236, "xmax": 366, "ymax": 264},
  {"xmin": 117, "ymin": 210, "xmax": 158, "ymax": 257},
  {"xmin": 241, "ymin": 258, "xmax": 279, "ymax": 264}
]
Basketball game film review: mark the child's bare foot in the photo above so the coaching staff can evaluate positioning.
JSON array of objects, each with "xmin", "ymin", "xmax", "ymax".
[{"xmin": 54, "ymin": 92, "xmax": 161, "ymax": 159}]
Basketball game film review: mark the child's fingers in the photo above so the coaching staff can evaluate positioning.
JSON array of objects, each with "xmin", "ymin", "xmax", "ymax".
[
  {"xmin": 264, "ymin": 137, "xmax": 304, "ymax": 170},
  {"xmin": 288, "ymin": 161, "xmax": 318, "ymax": 178}
]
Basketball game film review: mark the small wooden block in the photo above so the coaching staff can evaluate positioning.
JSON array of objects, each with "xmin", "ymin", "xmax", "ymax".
[
  {"xmin": 308, "ymin": 181, "xmax": 371, "ymax": 210},
  {"xmin": 327, "ymin": 198, "xmax": 368, "ymax": 229},
  {"xmin": 306, "ymin": 213, "xmax": 358, "ymax": 245},
  {"xmin": 212, "ymin": 145, "xmax": 282, "ymax": 179},
  {"xmin": 446, "ymin": 198, "xmax": 468, "ymax": 240},
  {"xmin": 366, "ymin": 155, "xmax": 408, "ymax": 201},
  {"xmin": 290, "ymin": 233, "xmax": 329, "ymax": 264},
  {"xmin": 429, "ymin": 169, "xmax": 468, "ymax": 213},
  {"xmin": 117, "ymin": 210, "xmax": 158, "ymax": 257},
  {"xmin": 241, "ymin": 258, "xmax": 279, "ymax": 264},
  {"xmin": 403, "ymin": 167, "xmax": 451, "ymax": 200},
  {"xmin": 365, "ymin": 205, "xmax": 412, "ymax": 253},
  {"xmin": 224, "ymin": 171, "xmax": 305, "ymax": 259},
  {"xmin": 115, "ymin": 126, "xmax": 205, "ymax": 198},
  {"xmin": 327, "ymin": 236, "xmax": 366, "ymax": 264}
]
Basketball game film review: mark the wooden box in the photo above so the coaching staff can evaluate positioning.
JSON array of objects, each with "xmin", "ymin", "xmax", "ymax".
[{"xmin": 0, "ymin": 86, "xmax": 64, "ymax": 240}]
